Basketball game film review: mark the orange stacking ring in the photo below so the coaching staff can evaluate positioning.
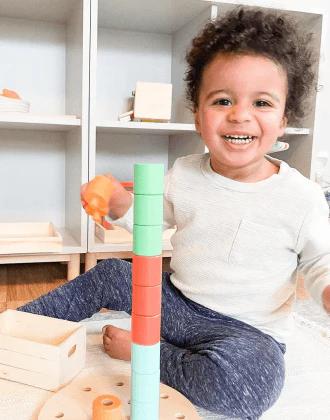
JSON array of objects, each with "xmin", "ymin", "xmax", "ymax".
[
  {"xmin": 92, "ymin": 394, "xmax": 122, "ymax": 420},
  {"xmin": 132, "ymin": 255, "xmax": 162, "ymax": 287},
  {"xmin": 132, "ymin": 284, "xmax": 161, "ymax": 317},
  {"xmin": 131, "ymin": 313, "xmax": 161, "ymax": 345}
]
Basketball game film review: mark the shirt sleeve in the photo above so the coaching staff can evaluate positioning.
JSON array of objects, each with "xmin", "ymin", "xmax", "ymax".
[
  {"xmin": 106, "ymin": 169, "xmax": 176, "ymax": 232},
  {"xmin": 296, "ymin": 186, "xmax": 330, "ymax": 306}
]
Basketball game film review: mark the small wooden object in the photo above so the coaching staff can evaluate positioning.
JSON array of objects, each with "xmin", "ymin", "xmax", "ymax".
[
  {"xmin": 0, "ymin": 309, "xmax": 86, "ymax": 390},
  {"xmin": 0, "ymin": 222, "xmax": 62, "ymax": 254},
  {"xmin": 92, "ymin": 394, "xmax": 123, "ymax": 420},
  {"xmin": 95, "ymin": 224, "xmax": 132, "ymax": 244},
  {"xmin": 133, "ymin": 81, "xmax": 172, "ymax": 122},
  {"xmin": 38, "ymin": 373, "xmax": 201, "ymax": 419}
]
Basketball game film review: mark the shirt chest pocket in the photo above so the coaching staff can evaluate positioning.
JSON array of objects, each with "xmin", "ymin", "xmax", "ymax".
[{"xmin": 228, "ymin": 219, "xmax": 293, "ymax": 270}]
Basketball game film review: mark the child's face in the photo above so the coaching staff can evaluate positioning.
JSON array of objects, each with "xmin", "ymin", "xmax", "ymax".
[{"xmin": 194, "ymin": 53, "xmax": 288, "ymax": 174}]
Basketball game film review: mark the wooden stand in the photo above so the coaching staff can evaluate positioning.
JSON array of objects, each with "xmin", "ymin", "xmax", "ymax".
[{"xmin": 38, "ymin": 373, "xmax": 201, "ymax": 419}]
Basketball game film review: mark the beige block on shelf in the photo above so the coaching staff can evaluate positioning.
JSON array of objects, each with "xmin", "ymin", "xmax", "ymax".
[
  {"xmin": 0, "ymin": 222, "xmax": 62, "ymax": 254},
  {"xmin": 96, "ymin": 224, "xmax": 176, "ymax": 245},
  {"xmin": 95, "ymin": 224, "xmax": 132, "ymax": 244},
  {"xmin": 0, "ymin": 309, "xmax": 86, "ymax": 391},
  {"xmin": 133, "ymin": 81, "xmax": 172, "ymax": 122}
]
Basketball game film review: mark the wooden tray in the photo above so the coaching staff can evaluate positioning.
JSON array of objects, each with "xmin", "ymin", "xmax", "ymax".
[
  {"xmin": 96, "ymin": 224, "xmax": 176, "ymax": 245},
  {"xmin": 0, "ymin": 222, "xmax": 62, "ymax": 254},
  {"xmin": 0, "ymin": 309, "xmax": 86, "ymax": 391}
]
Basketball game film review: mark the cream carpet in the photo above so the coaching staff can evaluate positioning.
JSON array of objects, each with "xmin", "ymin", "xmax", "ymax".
[{"xmin": 0, "ymin": 299, "xmax": 329, "ymax": 420}]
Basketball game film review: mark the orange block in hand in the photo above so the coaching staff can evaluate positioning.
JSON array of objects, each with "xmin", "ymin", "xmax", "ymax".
[
  {"xmin": 83, "ymin": 176, "xmax": 114, "ymax": 223},
  {"xmin": 131, "ymin": 313, "xmax": 161, "ymax": 345},
  {"xmin": 132, "ymin": 284, "xmax": 161, "ymax": 317},
  {"xmin": 132, "ymin": 255, "xmax": 162, "ymax": 287}
]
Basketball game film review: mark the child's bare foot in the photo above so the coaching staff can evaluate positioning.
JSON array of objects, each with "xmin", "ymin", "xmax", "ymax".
[{"xmin": 102, "ymin": 325, "xmax": 131, "ymax": 361}]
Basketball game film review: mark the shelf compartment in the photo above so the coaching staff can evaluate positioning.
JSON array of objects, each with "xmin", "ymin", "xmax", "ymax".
[{"xmin": 0, "ymin": 222, "xmax": 62, "ymax": 254}]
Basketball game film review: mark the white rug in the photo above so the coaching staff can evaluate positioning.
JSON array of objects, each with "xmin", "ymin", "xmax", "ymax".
[{"xmin": 0, "ymin": 300, "xmax": 329, "ymax": 420}]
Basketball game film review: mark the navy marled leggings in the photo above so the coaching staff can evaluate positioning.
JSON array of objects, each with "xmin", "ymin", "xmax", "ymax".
[{"xmin": 18, "ymin": 258, "xmax": 285, "ymax": 419}]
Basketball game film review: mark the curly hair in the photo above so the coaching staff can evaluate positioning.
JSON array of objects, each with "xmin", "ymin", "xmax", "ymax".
[{"xmin": 185, "ymin": 7, "xmax": 317, "ymax": 125}]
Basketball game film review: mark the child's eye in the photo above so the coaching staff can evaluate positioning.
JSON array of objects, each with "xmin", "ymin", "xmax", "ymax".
[
  {"xmin": 212, "ymin": 98, "xmax": 232, "ymax": 106},
  {"xmin": 255, "ymin": 100, "xmax": 271, "ymax": 107}
]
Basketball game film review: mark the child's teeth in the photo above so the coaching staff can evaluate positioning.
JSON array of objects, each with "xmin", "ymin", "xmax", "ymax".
[{"xmin": 224, "ymin": 135, "xmax": 254, "ymax": 144}]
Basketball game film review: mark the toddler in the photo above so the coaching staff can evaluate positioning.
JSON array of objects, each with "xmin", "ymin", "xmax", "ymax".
[{"xmin": 19, "ymin": 7, "xmax": 330, "ymax": 419}]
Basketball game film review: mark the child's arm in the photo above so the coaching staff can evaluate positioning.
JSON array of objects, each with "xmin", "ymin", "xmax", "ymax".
[
  {"xmin": 81, "ymin": 170, "xmax": 176, "ymax": 232},
  {"xmin": 322, "ymin": 285, "xmax": 330, "ymax": 313},
  {"xmin": 297, "ymin": 188, "xmax": 330, "ymax": 314}
]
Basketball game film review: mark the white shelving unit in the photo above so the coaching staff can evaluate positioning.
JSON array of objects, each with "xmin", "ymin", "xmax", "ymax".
[
  {"xmin": 87, "ymin": 0, "xmax": 216, "ymax": 259},
  {"xmin": 0, "ymin": 0, "xmax": 326, "ymax": 274},
  {"xmin": 87, "ymin": 0, "xmax": 324, "ymax": 263},
  {"xmin": 0, "ymin": 0, "xmax": 90, "ymax": 278}
]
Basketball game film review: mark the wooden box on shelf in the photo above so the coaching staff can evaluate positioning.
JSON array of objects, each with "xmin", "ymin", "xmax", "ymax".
[
  {"xmin": 95, "ymin": 223, "xmax": 132, "ymax": 244},
  {"xmin": 0, "ymin": 222, "xmax": 63, "ymax": 254},
  {"xmin": 0, "ymin": 309, "xmax": 86, "ymax": 391}
]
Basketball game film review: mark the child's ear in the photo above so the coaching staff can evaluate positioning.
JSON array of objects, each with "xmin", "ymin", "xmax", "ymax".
[
  {"xmin": 279, "ymin": 115, "xmax": 288, "ymax": 137},
  {"xmin": 194, "ymin": 111, "xmax": 200, "ymax": 134}
]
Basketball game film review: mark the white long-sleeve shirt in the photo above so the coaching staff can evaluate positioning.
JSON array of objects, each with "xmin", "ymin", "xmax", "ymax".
[{"xmin": 115, "ymin": 153, "xmax": 330, "ymax": 344}]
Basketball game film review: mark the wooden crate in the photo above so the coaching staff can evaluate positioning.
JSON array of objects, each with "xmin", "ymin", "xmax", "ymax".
[
  {"xmin": 0, "ymin": 309, "xmax": 86, "ymax": 390},
  {"xmin": 96, "ymin": 223, "xmax": 176, "ymax": 246},
  {"xmin": 95, "ymin": 224, "xmax": 132, "ymax": 244},
  {"xmin": 0, "ymin": 222, "xmax": 62, "ymax": 254}
]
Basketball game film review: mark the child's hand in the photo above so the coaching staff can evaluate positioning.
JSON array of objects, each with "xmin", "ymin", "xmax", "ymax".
[{"xmin": 81, "ymin": 174, "xmax": 132, "ymax": 221}]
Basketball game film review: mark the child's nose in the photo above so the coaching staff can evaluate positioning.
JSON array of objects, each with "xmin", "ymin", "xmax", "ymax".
[{"xmin": 227, "ymin": 104, "xmax": 252, "ymax": 123}]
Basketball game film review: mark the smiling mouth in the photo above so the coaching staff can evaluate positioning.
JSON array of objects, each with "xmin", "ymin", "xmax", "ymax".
[{"xmin": 223, "ymin": 135, "xmax": 257, "ymax": 145}]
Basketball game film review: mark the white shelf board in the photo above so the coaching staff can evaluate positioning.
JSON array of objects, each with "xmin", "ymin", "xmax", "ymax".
[
  {"xmin": 95, "ymin": 121, "xmax": 309, "ymax": 136},
  {"xmin": 98, "ymin": 0, "xmax": 212, "ymax": 34},
  {"xmin": 0, "ymin": 114, "xmax": 81, "ymax": 131},
  {"xmin": 285, "ymin": 127, "xmax": 310, "ymax": 135},
  {"xmin": 96, "ymin": 121, "xmax": 196, "ymax": 135},
  {"xmin": 92, "ymin": 235, "xmax": 173, "ymax": 253}
]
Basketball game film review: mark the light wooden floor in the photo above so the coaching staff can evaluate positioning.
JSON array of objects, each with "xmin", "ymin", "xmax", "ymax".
[
  {"xmin": 0, "ymin": 258, "xmax": 174, "ymax": 312},
  {"xmin": 0, "ymin": 260, "xmax": 308, "ymax": 313},
  {"xmin": 0, "ymin": 262, "xmax": 70, "ymax": 312}
]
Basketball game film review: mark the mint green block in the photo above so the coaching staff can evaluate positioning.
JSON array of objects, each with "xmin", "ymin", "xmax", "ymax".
[
  {"xmin": 134, "ymin": 194, "xmax": 163, "ymax": 226},
  {"xmin": 130, "ymin": 400, "xmax": 159, "ymax": 420},
  {"xmin": 134, "ymin": 164, "xmax": 164, "ymax": 195},
  {"xmin": 133, "ymin": 225, "xmax": 162, "ymax": 256},
  {"xmin": 132, "ymin": 343, "xmax": 160, "ymax": 375},
  {"xmin": 131, "ymin": 369, "xmax": 160, "ymax": 403}
]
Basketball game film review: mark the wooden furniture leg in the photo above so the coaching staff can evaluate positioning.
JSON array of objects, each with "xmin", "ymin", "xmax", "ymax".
[
  {"xmin": 85, "ymin": 253, "xmax": 97, "ymax": 272},
  {"xmin": 67, "ymin": 254, "xmax": 81, "ymax": 280}
]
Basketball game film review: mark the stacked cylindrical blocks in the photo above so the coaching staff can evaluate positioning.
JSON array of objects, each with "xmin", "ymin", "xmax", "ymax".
[{"xmin": 131, "ymin": 164, "xmax": 164, "ymax": 420}]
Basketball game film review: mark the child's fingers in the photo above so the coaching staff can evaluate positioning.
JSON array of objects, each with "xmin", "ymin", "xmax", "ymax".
[{"xmin": 102, "ymin": 324, "xmax": 111, "ymax": 336}]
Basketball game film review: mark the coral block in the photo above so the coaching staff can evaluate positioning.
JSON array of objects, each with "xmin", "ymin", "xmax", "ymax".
[
  {"xmin": 131, "ymin": 313, "xmax": 161, "ymax": 345},
  {"xmin": 132, "ymin": 284, "xmax": 161, "ymax": 317},
  {"xmin": 132, "ymin": 255, "xmax": 162, "ymax": 287}
]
